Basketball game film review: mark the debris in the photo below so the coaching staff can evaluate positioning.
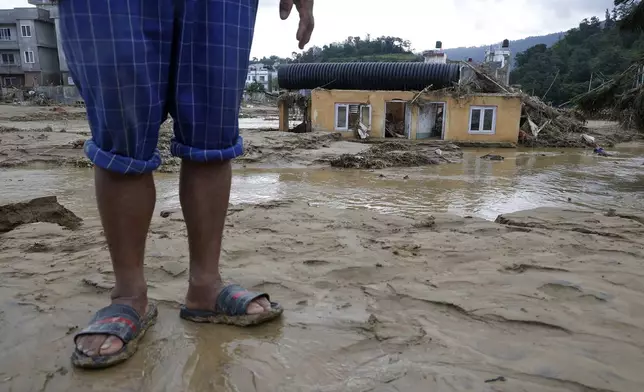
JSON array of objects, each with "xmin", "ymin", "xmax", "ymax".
[
  {"xmin": 480, "ymin": 154, "xmax": 505, "ymax": 161},
  {"xmin": 160, "ymin": 208, "xmax": 181, "ymax": 218},
  {"xmin": 70, "ymin": 139, "xmax": 85, "ymax": 149},
  {"xmin": 450, "ymin": 63, "xmax": 588, "ymax": 147},
  {"xmin": 581, "ymin": 134, "xmax": 596, "ymax": 147},
  {"xmin": 330, "ymin": 142, "xmax": 460, "ymax": 169},
  {"xmin": 0, "ymin": 196, "xmax": 82, "ymax": 234},
  {"xmin": 485, "ymin": 376, "xmax": 507, "ymax": 383}
]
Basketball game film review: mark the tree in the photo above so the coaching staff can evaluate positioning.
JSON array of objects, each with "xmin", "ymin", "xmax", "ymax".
[
  {"xmin": 614, "ymin": 0, "xmax": 644, "ymax": 31},
  {"xmin": 245, "ymin": 81, "xmax": 265, "ymax": 94},
  {"xmin": 511, "ymin": 9, "xmax": 644, "ymax": 105},
  {"xmin": 289, "ymin": 35, "xmax": 420, "ymax": 63}
]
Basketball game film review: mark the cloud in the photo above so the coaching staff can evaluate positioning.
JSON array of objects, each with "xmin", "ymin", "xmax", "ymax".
[
  {"xmin": 3, "ymin": 0, "xmax": 617, "ymax": 57},
  {"xmin": 251, "ymin": 0, "xmax": 616, "ymax": 56}
]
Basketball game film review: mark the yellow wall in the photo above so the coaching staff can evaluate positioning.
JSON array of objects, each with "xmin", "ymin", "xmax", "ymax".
[
  {"xmin": 442, "ymin": 94, "xmax": 522, "ymax": 143},
  {"xmin": 307, "ymin": 89, "xmax": 522, "ymax": 143}
]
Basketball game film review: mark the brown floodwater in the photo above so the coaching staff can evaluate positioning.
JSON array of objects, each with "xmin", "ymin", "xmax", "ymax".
[{"xmin": 1, "ymin": 146, "xmax": 642, "ymax": 220}]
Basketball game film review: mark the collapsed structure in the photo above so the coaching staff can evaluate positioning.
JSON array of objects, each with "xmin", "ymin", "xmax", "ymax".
[
  {"xmin": 277, "ymin": 62, "xmax": 523, "ymax": 144},
  {"xmin": 278, "ymin": 39, "xmax": 589, "ymax": 147}
]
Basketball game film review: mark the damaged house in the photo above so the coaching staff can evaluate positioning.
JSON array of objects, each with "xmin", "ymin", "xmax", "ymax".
[{"xmin": 277, "ymin": 61, "xmax": 523, "ymax": 144}]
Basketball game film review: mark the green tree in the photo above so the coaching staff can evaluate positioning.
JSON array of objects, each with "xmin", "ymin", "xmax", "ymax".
[
  {"xmin": 246, "ymin": 81, "xmax": 265, "ymax": 94},
  {"xmin": 511, "ymin": 8, "xmax": 644, "ymax": 105}
]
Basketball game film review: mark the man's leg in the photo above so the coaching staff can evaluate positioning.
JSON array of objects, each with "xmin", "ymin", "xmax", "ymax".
[
  {"xmin": 59, "ymin": 0, "xmax": 173, "ymax": 356},
  {"xmin": 168, "ymin": 0, "xmax": 270, "ymax": 314}
]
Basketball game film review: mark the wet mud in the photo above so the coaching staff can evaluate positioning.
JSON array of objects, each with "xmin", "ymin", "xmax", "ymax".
[{"xmin": 1, "ymin": 200, "xmax": 644, "ymax": 391}]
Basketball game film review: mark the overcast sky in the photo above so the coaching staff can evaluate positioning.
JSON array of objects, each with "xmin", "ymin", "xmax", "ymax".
[{"xmin": 5, "ymin": 0, "xmax": 615, "ymax": 57}]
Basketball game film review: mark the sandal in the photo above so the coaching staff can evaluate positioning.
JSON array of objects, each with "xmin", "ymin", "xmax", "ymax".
[
  {"xmin": 71, "ymin": 303, "xmax": 158, "ymax": 369},
  {"xmin": 179, "ymin": 284, "xmax": 283, "ymax": 326}
]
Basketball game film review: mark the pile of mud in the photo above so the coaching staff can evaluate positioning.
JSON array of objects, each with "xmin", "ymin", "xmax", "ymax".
[
  {"xmin": 0, "ymin": 196, "xmax": 82, "ymax": 233},
  {"xmin": 330, "ymin": 142, "xmax": 461, "ymax": 169}
]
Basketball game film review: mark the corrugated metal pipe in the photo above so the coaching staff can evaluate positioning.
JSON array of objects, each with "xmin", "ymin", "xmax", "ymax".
[{"xmin": 277, "ymin": 62, "xmax": 461, "ymax": 91}]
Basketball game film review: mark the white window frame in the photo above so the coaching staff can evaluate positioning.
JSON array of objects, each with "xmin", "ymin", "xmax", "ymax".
[
  {"xmin": 24, "ymin": 50, "xmax": 34, "ymax": 64},
  {"xmin": 468, "ymin": 105, "xmax": 497, "ymax": 134},
  {"xmin": 335, "ymin": 103, "xmax": 372, "ymax": 131},
  {"xmin": 21, "ymin": 25, "xmax": 32, "ymax": 38}
]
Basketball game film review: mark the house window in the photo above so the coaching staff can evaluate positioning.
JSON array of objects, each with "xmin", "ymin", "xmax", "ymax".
[
  {"xmin": 335, "ymin": 103, "xmax": 371, "ymax": 131},
  {"xmin": 0, "ymin": 28, "xmax": 11, "ymax": 40},
  {"xmin": 1, "ymin": 53, "xmax": 16, "ymax": 65},
  {"xmin": 469, "ymin": 106, "xmax": 496, "ymax": 134},
  {"xmin": 3, "ymin": 77, "xmax": 18, "ymax": 86},
  {"xmin": 24, "ymin": 50, "xmax": 34, "ymax": 64},
  {"xmin": 21, "ymin": 25, "xmax": 32, "ymax": 37},
  {"xmin": 259, "ymin": 75, "xmax": 265, "ymax": 82}
]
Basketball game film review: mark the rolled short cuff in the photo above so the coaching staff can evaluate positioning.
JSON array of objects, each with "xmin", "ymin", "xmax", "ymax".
[
  {"xmin": 170, "ymin": 136, "xmax": 244, "ymax": 162},
  {"xmin": 84, "ymin": 139, "xmax": 162, "ymax": 175}
]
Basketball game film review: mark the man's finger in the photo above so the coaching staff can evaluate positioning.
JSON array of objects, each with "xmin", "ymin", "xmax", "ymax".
[
  {"xmin": 296, "ymin": 0, "xmax": 314, "ymax": 49},
  {"xmin": 297, "ymin": 17, "xmax": 314, "ymax": 49},
  {"xmin": 279, "ymin": 0, "xmax": 294, "ymax": 20}
]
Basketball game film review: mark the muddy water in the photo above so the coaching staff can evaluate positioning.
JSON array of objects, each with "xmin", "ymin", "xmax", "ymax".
[{"xmin": 1, "ymin": 147, "xmax": 642, "ymax": 220}]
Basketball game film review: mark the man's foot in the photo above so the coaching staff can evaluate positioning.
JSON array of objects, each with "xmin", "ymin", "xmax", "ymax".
[
  {"xmin": 75, "ymin": 296, "xmax": 147, "ymax": 357},
  {"xmin": 182, "ymin": 283, "xmax": 283, "ymax": 326},
  {"xmin": 184, "ymin": 281, "xmax": 271, "ymax": 315}
]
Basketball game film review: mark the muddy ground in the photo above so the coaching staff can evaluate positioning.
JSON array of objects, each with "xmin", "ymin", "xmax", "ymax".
[
  {"xmin": 1, "ymin": 197, "xmax": 644, "ymax": 391},
  {"xmin": 0, "ymin": 105, "xmax": 460, "ymax": 171}
]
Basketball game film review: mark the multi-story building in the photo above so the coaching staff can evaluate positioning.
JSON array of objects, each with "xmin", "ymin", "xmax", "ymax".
[
  {"xmin": 0, "ymin": 6, "xmax": 60, "ymax": 87},
  {"xmin": 246, "ymin": 63, "xmax": 278, "ymax": 92}
]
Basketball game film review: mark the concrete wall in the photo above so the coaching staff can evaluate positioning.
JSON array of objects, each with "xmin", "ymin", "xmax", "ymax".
[
  {"xmin": 37, "ymin": 46, "xmax": 59, "ymax": 73},
  {"xmin": 34, "ymin": 19, "xmax": 57, "ymax": 47},
  {"xmin": 308, "ymin": 89, "xmax": 522, "ymax": 143},
  {"xmin": 33, "ymin": 85, "xmax": 82, "ymax": 104},
  {"xmin": 53, "ymin": 18, "xmax": 67, "ymax": 72}
]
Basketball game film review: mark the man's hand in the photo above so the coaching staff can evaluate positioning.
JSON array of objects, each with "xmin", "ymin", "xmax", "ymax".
[{"xmin": 279, "ymin": 0, "xmax": 314, "ymax": 49}]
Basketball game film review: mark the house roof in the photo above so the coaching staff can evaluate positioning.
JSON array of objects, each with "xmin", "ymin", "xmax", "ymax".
[{"xmin": 277, "ymin": 62, "xmax": 461, "ymax": 91}]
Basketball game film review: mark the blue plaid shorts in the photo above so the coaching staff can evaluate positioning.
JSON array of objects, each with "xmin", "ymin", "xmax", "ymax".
[{"xmin": 59, "ymin": 0, "xmax": 258, "ymax": 174}]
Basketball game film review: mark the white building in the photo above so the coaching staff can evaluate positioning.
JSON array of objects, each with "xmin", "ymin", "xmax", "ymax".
[
  {"xmin": 422, "ymin": 41, "xmax": 447, "ymax": 64},
  {"xmin": 246, "ymin": 63, "xmax": 277, "ymax": 92}
]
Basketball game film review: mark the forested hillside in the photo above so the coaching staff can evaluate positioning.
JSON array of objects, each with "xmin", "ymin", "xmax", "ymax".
[
  {"xmin": 443, "ymin": 33, "xmax": 563, "ymax": 63},
  {"xmin": 510, "ymin": 3, "xmax": 644, "ymax": 105}
]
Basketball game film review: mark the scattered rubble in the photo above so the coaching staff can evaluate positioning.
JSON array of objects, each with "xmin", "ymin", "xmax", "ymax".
[
  {"xmin": 330, "ymin": 142, "xmax": 461, "ymax": 169},
  {"xmin": 0, "ymin": 196, "xmax": 82, "ymax": 234},
  {"xmin": 480, "ymin": 154, "xmax": 505, "ymax": 161}
]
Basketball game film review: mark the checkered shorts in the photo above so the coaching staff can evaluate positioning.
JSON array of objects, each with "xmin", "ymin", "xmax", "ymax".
[{"xmin": 59, "ymin": 0, "xmax": 258, "ymax": 174}]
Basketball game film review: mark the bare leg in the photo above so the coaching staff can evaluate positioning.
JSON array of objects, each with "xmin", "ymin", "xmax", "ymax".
[
  {"xmin": 180, "ymin": 160, "xmax": 269, "ymax": 313},
  {"xmin": 75, "ymin": 168, "xmax": 155, "ymax": 356}
]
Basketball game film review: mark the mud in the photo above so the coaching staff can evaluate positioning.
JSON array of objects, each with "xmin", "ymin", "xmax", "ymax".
[
  {"xmin": 330, "ymin": 142, "xmax": 462, "ymax": 169},
  {"xmin": 0, "ymin": 105, "xmax": 424, "ymax": 171},
  {"xmin": 1, "ymin": 200, "xmax": 644, "ymax": 391},
  {"xmin": 0, "ymin": 196, "xmax": 82, "ymax": 233}
]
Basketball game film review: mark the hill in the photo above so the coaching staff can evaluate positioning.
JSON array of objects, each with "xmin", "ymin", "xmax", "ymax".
[
  {"xmin": 510, "ymin": 4, "xmax": 644, "ymax": 106},
  {"xmin": 443, "ymin": 32, "xmax": 563, "ymax": 63}
]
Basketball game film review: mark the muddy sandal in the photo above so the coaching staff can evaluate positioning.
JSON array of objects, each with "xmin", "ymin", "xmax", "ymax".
[
  {"xmin": 71, "ymin": 303, "xmax": 158, "ymax": 369},
  {"xmin": 179, "ymin": 284, "xmax": 283, "ymax": 327}
]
